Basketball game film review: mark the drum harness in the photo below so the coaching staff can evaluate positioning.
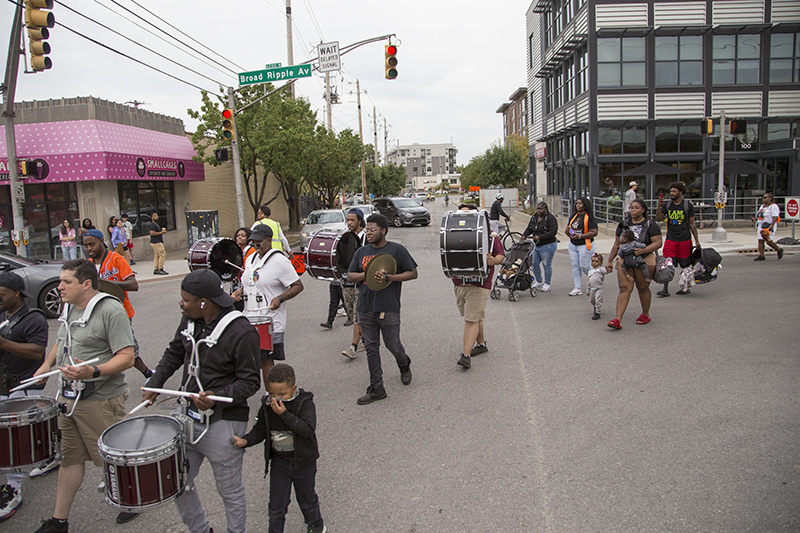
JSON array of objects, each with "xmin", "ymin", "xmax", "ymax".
[
  {"xmin": 0, "ymin": 308, "xmax": 46, "ymax": 395},
  {"xmin": 56, "ymin": 292, "xmax": 115, "ymax": 416},
  {"xmin": 242, "ymin": 249, "xmax": 281, "ymax": 313},
  {"xmin": 176, "ymin": 310, "xmax": 243, "ymax": 444}
]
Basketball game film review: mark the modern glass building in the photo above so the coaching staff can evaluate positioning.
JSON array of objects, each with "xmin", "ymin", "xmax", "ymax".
[{"xmin": 526, "ymin": 0, "xmax": 800, "ymax": 212}]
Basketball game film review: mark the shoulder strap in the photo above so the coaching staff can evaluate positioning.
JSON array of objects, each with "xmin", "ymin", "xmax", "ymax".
[
  {"xmin": 205, "ymin": 310, "xmax": 244, "ymax": 346},
  {"xmin": 58, "ymin": 292, "xmax": 114, "ymax": 326}
]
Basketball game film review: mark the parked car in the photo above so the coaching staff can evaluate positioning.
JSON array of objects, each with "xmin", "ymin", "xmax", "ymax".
[
  {"xmin": 0, "ymin": 251, "xmax": 64, "ymax": 318},
  {"xmin": 412, "ymin": 192, "xmax": 428, "ymax": 204},
  {"xmin": 299, "ymin": 209, "xmax": 347, "ymax": 251},
  {"xmin": 373, "ymin": 197, "xmax": 431, "ymax": 227}
]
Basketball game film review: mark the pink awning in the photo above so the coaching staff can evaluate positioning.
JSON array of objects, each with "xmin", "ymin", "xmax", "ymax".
[{"xmin": 0, "ymin": 119, "xmax": 204, "ymax": 183}]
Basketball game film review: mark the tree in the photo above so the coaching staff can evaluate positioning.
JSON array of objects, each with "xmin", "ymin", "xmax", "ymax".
[
  {"xmin": 304, "ymin": 126, "xmax": 363, "ymax": 208},
  {"xmin": 366, "ymin": 164, "xmax": 406, "ymax": 197},
  {"xmin": 459, "ymin": 139, "xmax": 527, "ymax": 190}
]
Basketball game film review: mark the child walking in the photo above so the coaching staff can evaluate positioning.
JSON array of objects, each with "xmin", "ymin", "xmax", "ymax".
[
  {"xmin": 234, "ymin": 364, "xmax": 326, "ymax": 533},
  {"xmin": 586, "ymin": 253, "xmax": 605, "ymax": 320}
]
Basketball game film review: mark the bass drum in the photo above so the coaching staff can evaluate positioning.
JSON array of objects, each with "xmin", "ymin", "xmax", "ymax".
[
  {"xmin": 187, "ymin": 238, "xmax": 243, "ymax": 282},
  {"xmin": 305, "ymin": 230, "xmax": 358, "ymax": 281},
  {"xmin": 440, "ymin": 210, "xmax": 489, "ymax": 279}
]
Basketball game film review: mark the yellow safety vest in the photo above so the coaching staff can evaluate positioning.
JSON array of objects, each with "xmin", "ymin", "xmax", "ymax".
[{"xmin": 256, "ymin": 218, "xmax": 284, "ymax": 251}]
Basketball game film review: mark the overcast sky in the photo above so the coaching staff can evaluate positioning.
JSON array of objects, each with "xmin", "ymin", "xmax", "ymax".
[{"xmin": 1, "ymin": 0, "xmax": 531, "ymax": 164}]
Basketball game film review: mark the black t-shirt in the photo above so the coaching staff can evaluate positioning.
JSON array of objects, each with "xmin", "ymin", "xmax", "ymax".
[
  {"xmin": 1, "ymin": 304, "xmax": 49, "ymax": 390},
  {"xmin": 149, "ymin": 221, "xmax": 163, "ymax": 243},
  {"xmin": 569, "ymin": 213, "xmax": 599, "ymax": 246},
  {"xmin": 616, "ymin": 219, "xmax": 661, "ymax": 257},
  {"xmin": 660, "ymin": 199, "xmax": 695, "ymax": 242},
  {"xmin": 349, "ymin": 241, "xmax": 418, "ymax": 313}
]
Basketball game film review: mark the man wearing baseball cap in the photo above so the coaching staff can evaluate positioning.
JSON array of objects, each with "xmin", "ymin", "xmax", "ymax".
[
  {"xmin": 624, "ymin": 181, "xmax": 638, "ymax": 216},
  {"xmin": 0, "ymin": 272, "xmax": 49, "ymax": 521},
  {"xmin": 143, "ymin": 269, "xmax": 261, "ymax": 533}
]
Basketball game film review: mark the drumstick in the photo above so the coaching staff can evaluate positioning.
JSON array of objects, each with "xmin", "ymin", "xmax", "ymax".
[
  {"xmin": 224, "ymin": 260, "xmax": 245, "ymax": 272},
  {"xmin": 128, "ymin": 400, "xmax": 150, "ymax": 415},
  {"xmin": 12, "ymin": 357, "xmax": 101, "ymax": 390},
  {"xmin": 141, "ymin": 387, "xmax": 234, "ymax": 403}
]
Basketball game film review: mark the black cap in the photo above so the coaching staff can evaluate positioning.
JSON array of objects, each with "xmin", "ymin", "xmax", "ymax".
[
  {"xmin": 180, "ymin": 269, "xmax": 234, "ymax": 308},
  {"xmin": 0, "ymin": 272, "xmax": 30, "ymax": 298},
  {"xmin": 250, "ymin": 224, "xmax": 273, "ymax": 242}
]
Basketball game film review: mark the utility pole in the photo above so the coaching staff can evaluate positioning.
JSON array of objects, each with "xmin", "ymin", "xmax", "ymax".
[
  {"xmin": 227, "ymin": 87, "xmax": 245, "ymax": 227},
  {"xmin": 2, "ymin": 3, "xmax": 28, "ymax": 257},
  {"xmin": 285, "ymin": 0, "xmax": 294, "ymax": 97},
  {"xmin": 710, "ymin": 111, "xmax": 729, "ymax": 243},
  {"xmin": 357, "ymin": 80, "xmax": 366, "ymax": 198},
  {"xmin": 373, "ymin": 106, "xmax": 379, "ymax": 166},
  {"xmin": 384, "ymin": 117, "xmax": 388, "ymax": 165},
  {"xmin": 325, "ymin": 72, "xmax": 332, "ymax": 130}
]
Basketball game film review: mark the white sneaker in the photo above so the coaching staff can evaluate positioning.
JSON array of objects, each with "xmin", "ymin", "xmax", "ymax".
[
  {"xmin": 532, "ymin": 281, "xmax": 543, "ymax": 289},
  {"xmin": 28, "ymin": 456, "xmax": 60, "ymax": 478},
  {"xmin": 569, "ymin": 287, "xmax": 582, "ymax": 296},
  {"xmin": 0, "ymin": 485, "xmax": 22, "ymax": 520},
  {"xmin": 541, "ymin": 283, "xmax": 551, "ymax": 292},
  {"xmin": 97, "ymin": 481, "xmax": 105, "ymax": 492},
  {"xmin": 341, "ymin": 345, "xmax": 357, "ymax": 359},
  {"xmin": 356, "ymin": 341, "xmax": 365, "ymax": 352}
]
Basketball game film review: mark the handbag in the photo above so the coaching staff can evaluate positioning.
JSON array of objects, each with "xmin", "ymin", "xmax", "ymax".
[{"xmin": 653, "ymin": 251, "xmax": 675, "ymax": 284}]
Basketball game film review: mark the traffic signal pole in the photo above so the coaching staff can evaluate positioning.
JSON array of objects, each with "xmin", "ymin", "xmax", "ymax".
[
  {"xmin": 227, "ymin": 86, "xmax": 246, "ymax": 228},
  {"xmin": 710, "ymin": 111, "xmax": 729, "ymax": 243},
  {"xmin": 2, "ymin": 2, "xmax": 28, "ymax": 256}
]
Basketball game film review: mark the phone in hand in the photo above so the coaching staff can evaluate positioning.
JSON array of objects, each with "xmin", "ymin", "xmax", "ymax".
[{"xmin": 659, "ymin": 192, "xmax": 664, "ymax": 201}]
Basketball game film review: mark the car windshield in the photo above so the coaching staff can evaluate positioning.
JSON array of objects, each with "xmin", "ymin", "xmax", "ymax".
[
  {"xmin": 307, "ymin": 212, "xmax": 344, "ymax": 224},
  {"xmin": 393, "ymin": 199, "xmax": 421, "ymax": 208}
]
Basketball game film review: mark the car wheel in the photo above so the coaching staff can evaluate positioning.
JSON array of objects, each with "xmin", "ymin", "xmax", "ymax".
[
  {"xmin": 393, "ymin": 216, "xmax": 402, "ymax": 227},
  {"xmin": 38, "ymin": 281, "xmax": 62, "ymax": 318},
  {"xmin": 421, "ymin": 221, "xmax": 430, "ymax": 226}
]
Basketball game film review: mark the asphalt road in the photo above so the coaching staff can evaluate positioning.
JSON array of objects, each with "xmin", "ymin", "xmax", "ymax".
[{"xmin": 9, "ymin": 200, "xmax": 800, "ymax": 532}]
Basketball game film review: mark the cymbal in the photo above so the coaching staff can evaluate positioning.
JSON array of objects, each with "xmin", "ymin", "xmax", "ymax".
[
  {"xmin": 98, "ymin": 279, "xmax": 126, "ymax": 302},
  {"xmin": 364, "ymin": 253, "xmax": 397, "ymax": 291}
]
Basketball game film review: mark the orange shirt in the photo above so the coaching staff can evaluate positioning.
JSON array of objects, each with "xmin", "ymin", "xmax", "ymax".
[{"xmin": 98, "ymin": 250, "xmax": 136, "ymax": 318}]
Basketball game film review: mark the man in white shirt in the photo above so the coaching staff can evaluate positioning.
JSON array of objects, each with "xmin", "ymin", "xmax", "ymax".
[
  {"xmin": 624, "ymin": 181, "xmax": 638, "ymax": 216},
  {"xmin": 233, "ymin": 224, "xmax": 303, "ymax": 384}
]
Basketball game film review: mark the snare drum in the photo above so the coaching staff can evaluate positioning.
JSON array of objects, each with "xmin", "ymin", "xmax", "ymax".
[
  {"xmin": 247, "ymin": 315, "xmax": 274, "ymax": 351},
  {"xmin": 305, "ymin": 230, "xmax": 358, "ymax": 281},
  {"xmin": 0, "ymin": 396, "xmax": 60, "ymax": 471},
  {"xmin": 187, "ymin": 238, "xmax": 243, "ymax": 282},
  {"xmin": 440, "ymin": 210, "xmax": 489, "ymax": 279},
  {"xmin": 98, "ymin": 415, "xmax": 186, "ymax": 511}
]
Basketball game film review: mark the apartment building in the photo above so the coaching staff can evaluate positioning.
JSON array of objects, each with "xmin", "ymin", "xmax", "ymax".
[
  {"xmin": 497, "ymin": 87, "xmax": 530, "ymax": 141},
  {"xmin": 387, "ymin": 142, "xmax": 458, "ymax": 185},
  {"xmin": 526, "ymin": 0, "xmax": 800, "ymax": 205}
]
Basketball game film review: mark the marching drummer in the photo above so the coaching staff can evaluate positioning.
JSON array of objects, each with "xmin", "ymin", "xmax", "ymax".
[
  {"xmin": 32, "ymin": 259, "xmax": 135, "ymax": 533},
  {"xmin": 232, "ymin": 224, "xmax": 304, "ymax": 385},
  {"xmin": 142, "ymin": 269, "xmax": 260, "ymax": 533},
  {"xmin": 0, "ymin": 272, "xmax": 49, "ymax": 521}
]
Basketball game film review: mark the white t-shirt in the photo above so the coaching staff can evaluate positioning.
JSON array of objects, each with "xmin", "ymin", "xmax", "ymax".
[
  {"xmin": 624, "ymin": 189, "xmax": 637, "ymax": 213},
  {"xmin": 756, "ymin": 203, "xmax": 780, "ymax": 239},
  {"xmin": 241, "ymin": 249, "xmax": 299, "ymax": 334}
]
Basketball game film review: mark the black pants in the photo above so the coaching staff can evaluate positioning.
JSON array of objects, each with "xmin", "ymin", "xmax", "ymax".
[
  {"xmin": 326, "ymin": 283, "xmax": 343, "ymax": 324},
  {"xmin": 269, "ymin": 457, "xmax": 323, "ymax": 533}
]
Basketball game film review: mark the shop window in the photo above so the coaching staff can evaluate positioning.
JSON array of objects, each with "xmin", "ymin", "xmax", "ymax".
[
  {"xmin": 679, "ymin": 125, "xmax": 703, "ymax": 152},
  {"xmin": 598, "ymin": 128, "xmax": 622, "ymax": 154},
  {"xmin": 655, "ymin": 36, "xmax": 703, "ymax": 86},
  {"xmin": 655, "ymin": 126, "xmax": 679, "ymax": 152},
  {"xmin": 18, "ymin": 183, "xmax": 79, "ymax": 259},
  {"xmin": 770, "ymin": 33, "xmax": 800, "ymax": 83},
  {"xmin": 599, "ymin": 127, "xmax": 645, "ymax": 153},
  {"xmin": 598, "ymin": 37, "xmax": 646, "ymax": 87},
  {"xmin": 712, "ymin": 34, "xmax": 761, "ymax": 85},
  {"xmin": 118, "ymin": 181, "xmax": 175, "ymax": 238},
  {"xmin": 765, "ymin": 123, "xmax": 791, "ymax": 140}
]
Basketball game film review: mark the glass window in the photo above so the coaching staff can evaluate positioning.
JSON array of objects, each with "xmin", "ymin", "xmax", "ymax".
[
  {"xmin": 713, "ymin": 34, "xmax": 761, "ymax": 85},
  {"xmin": 598, "ymin": 37, "xmax": 646, "ymax": 87},
  {"xmin": 598, "ymin": 128, "xmax": 622, "ymax": 154},
  {"xmin": 770, "ymin": 33, "xmax": 800, "ymax": 83},
  {"xmin": 655, "ymin": 126, "xmax": 679, "ymax": 152},
  {"xmin": 766, "ymin": 123, "xmax": 791, "ymax": 140},
  {"xmin": 118, "ymin": 181, "xmax": 175, "ymax": 237},
  {"xmin": 656, "ymin": 36, "xmax": 703, "ymax": 86},
  {"xmin": 679, "ymin": 125, "xmax": 703, "ymax": 152},
  {"xmin": 623, "ymin": 127, "xmax": 646, "ymax": 153}
]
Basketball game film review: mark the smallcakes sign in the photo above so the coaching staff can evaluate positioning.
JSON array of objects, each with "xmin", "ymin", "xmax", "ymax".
[{"xmin": 136, "ymin": 157, "xmax": 186, "ymax": 179}]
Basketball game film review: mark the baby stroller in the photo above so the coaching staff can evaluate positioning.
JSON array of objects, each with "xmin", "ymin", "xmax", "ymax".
[
  {"xmin": 691, "ymin": 247, "xmax": 721, "ymax": 284},
  {"xmin": 491, "ymin": 240, "xmax": 536, "ymax": 302}
]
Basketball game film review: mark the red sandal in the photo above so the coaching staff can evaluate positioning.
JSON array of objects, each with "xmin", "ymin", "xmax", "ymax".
[
  {"xmin": 607, "ymin": 318, "xmax": 622, "ymax": 330},
  {"xmin": 635, "ymin": 314, "xmax": 651, "ymax": 325}
]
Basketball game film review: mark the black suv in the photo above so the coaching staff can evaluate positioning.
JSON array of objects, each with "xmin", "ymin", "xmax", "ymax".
[{"xmin": 373, "ymin": 197, "xmax": 431, "ymax": 227}]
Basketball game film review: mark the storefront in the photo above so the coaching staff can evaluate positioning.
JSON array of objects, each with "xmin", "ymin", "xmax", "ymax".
[{"xmin": 0, "ymin": 118, "xmax": 203, "ymax": 260}]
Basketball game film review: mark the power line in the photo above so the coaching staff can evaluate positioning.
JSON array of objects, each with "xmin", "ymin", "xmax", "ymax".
[
  {"xmin": 126, "ymin": 0, "xmax": 246, "ymax": 71},
  {"xmin": 103, "ymin": 0, "xmax": 240, "ymax": 76},
  {"xmin": 59, "ymin": 1, "xmax": 230, "ymax": 88},
  {"xmin": 58, "ymin": 21, "xmax": 217, "ymax": 93},
  {"xmin": 90, "ymin": 0, "xmax": 233, "ymax": 80},
  {"xmin": 302, "ymin": 0, "xmax": 324, "ymax": 41}
]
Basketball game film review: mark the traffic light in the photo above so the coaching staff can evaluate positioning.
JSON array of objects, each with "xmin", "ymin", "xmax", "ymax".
[
  {"xmin": 25, "ymin": 0, "xmax": 55, "ymax": 72},
  {"xmin": 385, "ymin": 44, "xmax": 398, "ymax": 80},
  {"xmin": 702, "ymin": 118, "xmax": 714, "ymax": 135},
  {"xmin": 728, "ymin": 119, "xmax": 747, "ymax": 135},
  {"xmin": 222, "ymin": 109, "xmax": 235, "ymax": 140}
]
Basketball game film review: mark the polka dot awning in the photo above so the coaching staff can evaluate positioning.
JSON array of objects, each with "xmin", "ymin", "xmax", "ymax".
[{"xmin": 0, "ymin": 120, "xmax": 204, "ymax": 183}]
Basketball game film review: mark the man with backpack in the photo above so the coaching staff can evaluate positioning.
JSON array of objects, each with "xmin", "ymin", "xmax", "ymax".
[{"xmin": 655, "ymin": 181, "xmax": 700, "ymax": 296}]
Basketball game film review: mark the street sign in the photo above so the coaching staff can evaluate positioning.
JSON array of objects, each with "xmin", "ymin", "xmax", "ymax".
[
  {"xmin": 238, "ymin": 65, "xmax": 311, "ymax": 86},
  {"xmin": 785, "ymin": 198, "xmax": 799, "ymax": 220},
  {"xmin": 264, "ymin": 62, "xmax": 282, "ymax": 69},
  {"xmin": 318, "ymin": 41, "xmax": 341, "ymax": 73}
]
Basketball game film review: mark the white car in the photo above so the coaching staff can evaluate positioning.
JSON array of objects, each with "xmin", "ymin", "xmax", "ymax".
[
  {"xmin": 344, "ymin": 204, "xmax": 375, "ymax": 219},
  {"xmin": 299, "ymin": 209, "xmax": 347, "ymax": 251}
]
